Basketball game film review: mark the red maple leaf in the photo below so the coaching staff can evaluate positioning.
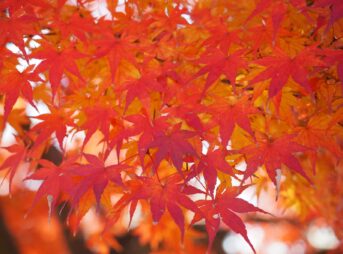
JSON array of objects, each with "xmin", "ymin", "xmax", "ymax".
[
  {"xmin": 92, "ymin": 30, "xmax": 137, "ymax": 80},
  {"xmin": 244, "ymin": 23, "xmax": 273, "ymax": 55},
  {"xmin": 147, "ymin": 6, "xmax": 188, "ymax": 41},
  {"xmin": 70, "ymin": 153, "xmax": 128, "ymax": 207},
  {"xmin": 247, "ymin": 0, "xmax": 309, "ymax": 41},
  {"xmin": 247, "ymin": 0, "xmax": 287, "ymax": 40},
  {"xmin": 250, "ymin": 47, "xmax": 324, "ymax": 97},
  {"xmin": 114, "ymin": 174, "xmax": 202, "ymax": 239},
  {"xmin": 0, "ymin": 138, "xmax": 26, "ymax": 192},
  {"xmin": 192, "ymin": 185, "xmax": 268, "ymax": 253},
  {"xmin": 189, "ymin": 149, "xmax": 235, "ymax": 196},
  {"xmin": 30, "ymin": 107, "xmax": 75, "ymax": 150},
  {"xmin": 121, "ymin": 72, "xmax": 164, "ymax": 110},
  {"xmin": 25, "ymin": 158, "xmax": 75, "ymax": 217},
  {"xmin": 202, "ymin": 21, "xmax": 241, "ymax": 53},
  {"xmin": 162, "ymin": 90, "xmax": 207, "ymax": 135},
  {"xmin": 147, "ymin": 123, "xmax": 198, "ymax": 173},
  {"xmin": 240, "ymin": 132, "xmax": 311, "ymax": 185},
  {"xmin": 125, "ymin": 111, "xmax": 169, "ymax": 166},
  {"xmin": 79, "ymin": 104, "xmax": 119, "ymax": 147},
  {"xmin": 193, "ymin": 49, "xmax": 247, "ymax": 93},
  {"xmin": 0, "ymin": 12, "xmax": 37, "ymax": 59},
  {"xmin": 0, "ymin": 66, "xmax": 40, "ymax": 123},
  {"xmin": 50, "ymin": 12, "xmax": 97, "ymax": 41},
  {"xmin": 31, "ymin": 41, "xmax": 85, "ymax": 96},
  {"xmin": 210, "ymin": 95, "xmax": 257, "ymax": 146}
]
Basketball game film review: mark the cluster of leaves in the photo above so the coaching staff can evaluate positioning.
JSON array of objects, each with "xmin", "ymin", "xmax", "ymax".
[{"xmin": 0, "ymin": 0, "xmax": 342, "ymax": 253}]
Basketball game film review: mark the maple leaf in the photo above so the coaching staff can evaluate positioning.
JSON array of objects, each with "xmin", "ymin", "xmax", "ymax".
[
  {"xmin": 104, "ymin": 120, "xmax": 132, "ymax": 161},
  {"xmin": 147, "ymin": 6, "xmax": 188, "ymax": 41},
  {"xmin": 293, "ymin": 114, "xmax": 343, "ymax": 171},
  {"xmin": 202, "ymin": 21, "xmax": 241, "ymax": 53},
  {"xmin": 70, "ymin": 153, "xmax": 128, "ymax": 207},
  {"xmin": 147, "ymin": 123, "xmax": 198, "ymax": 173},
  {"xmin": 247, "ymin": 0, "xmax": 287, "ymax": 40},
  {"xmin": 79, "ymin": 104, "xmax": 119, "ymax": 147},
  {"xmin": 250, "ymin": 47, "xmax": 324, "ymax": 97},
  {"xmin": 193, "ymin": 49, "xmax": 247, "ymax": 93},
  {"xmin": 210, "ymin": 95, "xmax": 257, "ymax": 146},
  {"xmin": 0, "ymin": 139, "xmax": 26, "ymax": 192},
  {"xmin": 0, "ymin": 66, "xmax": 40, "ymax": 123},
  {"xmin": 240, "ymin": 132, "xmax": 311, "ymax": 185},
  {"xmin": 0, "ymin": 12, "xmax": 38, "ymax": 59},
  {"xmin": 247, "ymin": 0, "xmax": 310, "ymax": 40},
  {"xmin": 190, "ymin": 149, "xmax": 235, "ymax": 196},
  {"xmin": 121, "ymin": 72, "xmax": 164, "ymax": 110},
  {"xmin": 25, "ymin": 158, "xmax": 75, "ymax": 218},
  {"xmin": 125, "ymin": 111, "xmax": 169, "ymax": 166},
  {"xmin": 162, "ymin": 90, "xmax": 207, "ymax": 135},
  {"xmin": 244, "ymin": 23, "xmax": 273, "ymax": 55},
  {"xmin": 191, "ymin": 185, "xmax": 269, "ymax": 253},
  {"xmin": 156, "ymin": 61, "xmax": 183, "ymax": 89},
  {"xmin": 106, "ymin": 4, "xmax": 152, "ymax": 37},
  {"xmin": 30, "ymin": 107, "xmax": 75, "ymax": 150},
  {"xmin": 31, "ymin": 41, "xmax": 85, "ymax": 96},
  {"xmin": 50, "ymin": 12, "xmax": 97, "ymax": 41},
  {"xmin": 114, "ymin": 174, "xmax": 202, "ymax": 239},
  {"xmin": 165, "ymin": 105, "xmax": 206, "ymax": 135},
  {"xmin": 92, "ymin": 30, "xmax": 137, "ymax": 80}
]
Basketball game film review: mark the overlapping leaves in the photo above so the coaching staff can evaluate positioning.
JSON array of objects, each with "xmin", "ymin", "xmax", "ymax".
[{"xmin": 0, "ymin": 0, "xmax": 342, "ymax": 253}]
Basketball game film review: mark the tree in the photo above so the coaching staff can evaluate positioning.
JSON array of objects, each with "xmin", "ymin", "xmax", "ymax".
[{"xmin": 0, "ymin": 0, "xmax": 342, "ymax": 253}]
